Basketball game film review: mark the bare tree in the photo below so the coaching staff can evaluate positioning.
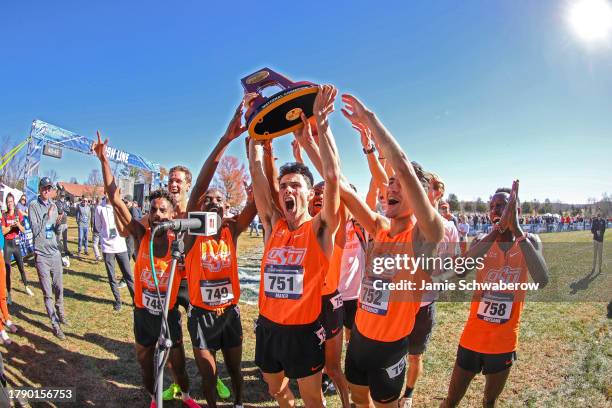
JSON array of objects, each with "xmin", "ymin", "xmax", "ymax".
[
  {"xmin": 44, "ymin": 169, "xmax": 59, "ymax": 184},
  {"xmin": 86, "ymin": 169, "xmax": 103, "ymax": 186},
  {"xmin": 69, "ymin": 177, "xmax": 78, "ymax": 184},
  {"xmin": 0, "ymin": 135, "xmax": 27, "ymax": 189}
]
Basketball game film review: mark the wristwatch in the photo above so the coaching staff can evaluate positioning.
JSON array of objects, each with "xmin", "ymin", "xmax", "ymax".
[{"xmin": 363, "ymin": 145, "xmax": 376, "ymax": 154}]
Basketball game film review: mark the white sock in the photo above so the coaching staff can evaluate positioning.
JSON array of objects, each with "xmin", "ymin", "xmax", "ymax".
[
  {"xmin": 181, "ymin": 392, "xmax": 190, "ymax": 401},
  {"xmin": 5, "ymin": 320, "xmax": 13, "ymax": 327}
]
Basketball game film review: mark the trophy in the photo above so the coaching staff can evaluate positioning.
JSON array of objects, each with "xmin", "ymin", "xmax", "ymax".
[{"xmin": 241, "ymin": 68, "xmax": 319, "ymax": 140}]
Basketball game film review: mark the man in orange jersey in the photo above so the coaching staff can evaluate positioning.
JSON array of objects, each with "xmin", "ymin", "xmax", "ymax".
[
  {"xmin": 93, "ymin": 133, "xmax": 199, "ymax": 408},
  {"xmin": 440, "ymin": 181, "xmax": 549, "ymax": 408},
  {"xmin": 131, "ymin": 164, "xmax": 232, "ymax": 402},
  {"xmin": 339, "ymin": 93, "xmax": 444, "ymax": 407},
  {"xmin": 181, "ymin": 100, "xmax": 256, "ymax": 408},
  {"xmin": 248, "ymin": 85, "xmax": 341, "ymax": 408},
  {"xmin": 293, "ymin": 119, "xmax": 366, "ymax": 407}
]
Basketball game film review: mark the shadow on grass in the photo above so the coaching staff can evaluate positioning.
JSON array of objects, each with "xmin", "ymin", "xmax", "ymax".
[
  {"xmin": 4, "ymin": 326, "xmax": 148, "ymax": 406},
  {"xmin": 569, "ymin": 269, "xmax": 603, "ymax": 295},
  {"xmin": 63, "ymin": 287, "xmax": 116, "ymax": 306},
  {"xmin": 62, "ymin": 267, "xmax": 107, "ymax": 284}
]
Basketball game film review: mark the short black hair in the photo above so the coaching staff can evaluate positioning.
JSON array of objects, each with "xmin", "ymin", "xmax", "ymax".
[
  {"xmin": 148, "ymin": 189, "xmax": 176, "ymax": 209},
  {"xmin": 495, "ymin": 187, "xmax": 512, "ymax": 195},
  {"xmin": 278, "ymin": 162, "xmax": 314, "ymax": 189}
]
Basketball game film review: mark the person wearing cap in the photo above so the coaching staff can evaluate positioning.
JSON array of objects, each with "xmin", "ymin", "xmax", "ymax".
[{"xmin": 28, "ymin": 177, "xmax": 68, "ymax": 340}]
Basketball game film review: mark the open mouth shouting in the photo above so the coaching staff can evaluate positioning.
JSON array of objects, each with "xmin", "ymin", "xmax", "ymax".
[
  {"xmin": 284, "ymin": 196, "xmax": 296, "ymax": 214},
  {"xmin": 387, "ymin": 198, "xmax": 399, "ymax": 207}
]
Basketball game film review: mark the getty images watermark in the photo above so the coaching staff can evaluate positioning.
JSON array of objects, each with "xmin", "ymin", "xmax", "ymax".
[{"xmin": 369, "ymin": 254, "xmax": 542, "ymax": 292}]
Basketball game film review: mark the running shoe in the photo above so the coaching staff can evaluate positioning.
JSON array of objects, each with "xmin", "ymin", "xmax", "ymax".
[
  {"xmin": 5, "ymin": 321, "xmax": 18, "ymax": 334},
  {"xmin": 118, "ymin": 280, "xmax": 127, "ymax": 289},
  {"xmin": 162, "ymin": 383, "xmax": 181, "ymax": 401},
  {"xmin": 399, "ymin": 397, "xmax": 413, "ymax": 408},
  {"xmin": 321, "ymin": 373, "xmax": 332, "ymax": 394},
  {"xmin": 25, "ymin": 286, "xmax": 34, "ymax": 296},
  {"xmin": 52, "ymin": 323, "xmax": 66, "ymax": 340},
  {"xmin": 0, "ymin": 330, "xmax": 11, "ymax": 345},
  {"xmin": 149, "ymin": 400, "xmax": 157, "ymax": 408},
  {"xmin": 216, "ymin": 377, "xmax": 230, "ymax": 399}
]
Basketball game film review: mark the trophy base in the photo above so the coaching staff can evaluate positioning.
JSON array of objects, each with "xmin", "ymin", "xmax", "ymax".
[{"xmin": 246, "ymin": 84, "xmax": 319, "ymax": 140}]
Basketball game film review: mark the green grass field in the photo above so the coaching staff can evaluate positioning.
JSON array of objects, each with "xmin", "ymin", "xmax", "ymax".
[{"xmin": 1, "ymin": 223, "xmax": 610, "ymax": 407}]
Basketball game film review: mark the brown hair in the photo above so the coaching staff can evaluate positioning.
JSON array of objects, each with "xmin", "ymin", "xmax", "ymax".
[{"xmin": 169, "ymin": 165, "xmax": 192, "ymax": 185}]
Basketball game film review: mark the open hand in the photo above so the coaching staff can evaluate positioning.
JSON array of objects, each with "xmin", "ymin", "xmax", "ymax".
[
  {"xmin": 313, "ymin": 84, "xmax": 337, "ymax": 123},
  {"xmin": 224, "ymin": 100, "xmax": 247, "ymax": 141},
  {"xmin": 341, "ymin": 93, "xmax": 371, "ymax": 127}
]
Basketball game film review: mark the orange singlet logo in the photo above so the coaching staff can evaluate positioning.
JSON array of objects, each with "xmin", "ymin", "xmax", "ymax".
[
  {"xmin": 140, "ymin": 269, "xmax": 169, "ymax": 290},
  {"xmin": 265, "ymin": 247, "xmax": 307, "ymax": 266}
]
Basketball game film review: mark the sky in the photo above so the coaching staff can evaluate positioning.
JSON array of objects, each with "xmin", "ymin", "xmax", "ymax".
[{"xmin": 1, "ymin": 0, "xmax": 611, "ymax": 204}]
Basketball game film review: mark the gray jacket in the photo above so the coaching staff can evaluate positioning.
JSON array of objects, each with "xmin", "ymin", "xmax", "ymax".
[
  {"xmin": 28, "ymin": 197, "xmax": 61, "ymax": 257},
  {"xmin": 76, "ymin": 204, "xmax": 91, "ymax": 227}
]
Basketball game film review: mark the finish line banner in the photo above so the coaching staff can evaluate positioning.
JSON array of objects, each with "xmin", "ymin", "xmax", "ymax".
[
  {"xmin": 29, "ymin": 120, "xmax": 159, "ymax": 171},
  {"xmin": 24, "ymin": 120, "xmax": 160, "ymax": 202}
]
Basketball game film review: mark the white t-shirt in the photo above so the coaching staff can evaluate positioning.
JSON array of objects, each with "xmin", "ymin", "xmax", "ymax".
[
  {"xmin": 338, "ymin": 221, "xmax": 366, "ymax": 301},
  {"xmin": 94, "ymin": 200, "xmax": 128, "ymax": 254},
  {"xmin": 458, "ymin": 222, "xmax": 470, "ymax": 238},
  {"xmin": 421, "ymin": 218, "xmax": 460, "ymax": 306}
]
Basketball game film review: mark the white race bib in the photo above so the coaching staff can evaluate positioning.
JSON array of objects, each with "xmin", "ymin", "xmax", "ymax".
[
  {"xmin": 330, "ymin": 293, "xmax": 343, "ymax": 310},
  {"xmin": 477, "ymin": 291, "xmax": 514, "ymax": 324},
  {"xmin": 200, "ymin": 279, "xmax": 234, "ymax": 307},
  {"xmin": 263, "ymin": 265, "xmax": 304, "ymax": 300},
  {"xmin": 359, "ymin": 277, "xmax": 390, "ymax": 316},
  {"xmin": 385, "ymin": 355, "xmax": 407, "ymax": 379},
  {"xmin": 143, "ymin": 290, "xmax": 165, "ymax": 315}
]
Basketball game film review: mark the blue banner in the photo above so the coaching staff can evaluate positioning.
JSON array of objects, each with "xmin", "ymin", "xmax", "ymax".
[{"xmin": 25, "ymin": 120, "xmax": 161, "ymax": 202}]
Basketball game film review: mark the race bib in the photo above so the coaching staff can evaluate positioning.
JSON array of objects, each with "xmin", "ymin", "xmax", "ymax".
[
  {"xmin": 45, "ymin": 224, "xmax": 54, "ymax": 239},
  {"xmin": 477, "ymin": 291, "xmax": 514, "ymax": 324},
  {"xmin": 263, "ymin": 264, "xmax": 304, "ymax": 300},
  {"xmin": 329, "ymin": 293, "xmax": 343, "ymax": 310},
  {"xmin": 359, "ymin": 277, "xmax": 390, "ymax": 316},
  {"xmin": 142, "ymin": 290, "xmax": 166, "ymax": 315},
  {"xmin": 385, "ymin": 355, "xmax": 407, "ymax": 379},
  {"xmin": 200, "ymin": 278, "xmax": 234, "ymax": 307}
]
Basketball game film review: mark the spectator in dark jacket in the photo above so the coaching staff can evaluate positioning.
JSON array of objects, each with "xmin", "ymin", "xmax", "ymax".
[{"xmin": 591, "ymin": 212, "xmax": 606, "ymax": 274}]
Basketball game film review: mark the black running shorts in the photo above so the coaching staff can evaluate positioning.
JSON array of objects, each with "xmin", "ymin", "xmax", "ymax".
[
  {"xmin": 187, "ymin": 304, "xmax": 243, "ymax": 351},
  {"xmin": 255, "ymin": 315, "xmax": 326, "ymax": 379},
  {"xmin": 345, "ymin": 327, "xmax": 409, "ymax": 403},
  {"xmin": 133, "ymin": 307, "xmax": 182, "ymax": 348},
  {"xmin": 320, "ymin": 291, "xmax": 344, "ymax": 340},
  {"xmin": 456, "ymin": 345, "xmax": 517, "ymax": 375}
]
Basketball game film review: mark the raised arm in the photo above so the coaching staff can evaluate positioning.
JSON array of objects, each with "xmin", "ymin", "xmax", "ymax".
[
  {"xmin": 353, "ymin": 122, "xmax": 388, "ymax": 189},
  {"xmin": 262, "ymin": 140, "xmax": 282, "ymax": 213},
  {"xmin": 340, "ymin": 180, "xmax": 389, "ymax": 236},
  {"xmin": 342, "ymin": 94, "xmax": 444, "ymax": 244},
  {"xmin": 311, "ymin": 85, "xmax": 341, "ymax": 256},
  {"xmin": 183, "ymin": 101, "xmax": 246, "ymax": 253},
  {"xmin": 187, "ymin": 101, "xmax": 246, "ymax": 214},
  {"xmin": 248, "ymin": 138, "xmax": 282, "ymax": 243},
  {"xmin": 506, "ymin": 181, "xmax": 549, "ymax": 287},
  {"xmin": 92, "ymin": 131, "xmax": 145, "ymax": 242},
  {"xmin": 232, "ymin": 183, "xmax": 257, "ymax": 238},
  {"xmin": 294, "ymin": 120, "xmax": 323, "ymax": 177}
]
